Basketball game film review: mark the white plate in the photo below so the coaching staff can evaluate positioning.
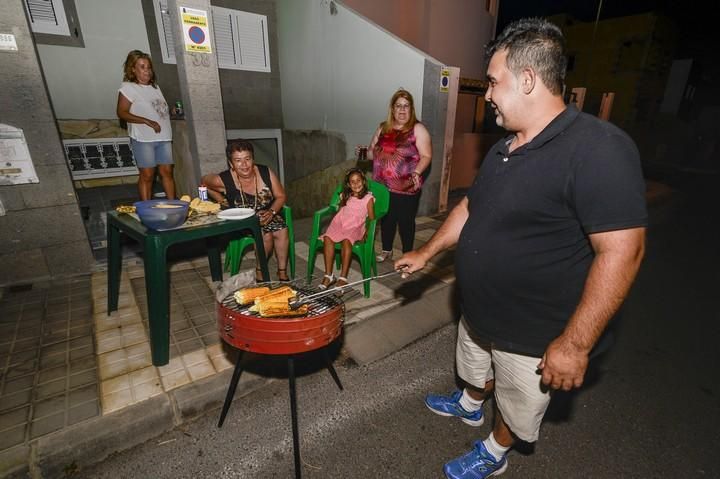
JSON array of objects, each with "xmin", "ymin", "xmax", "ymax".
[{"xmin": 217, "ymin": 208, "xmax": 255, "ymax": 220}]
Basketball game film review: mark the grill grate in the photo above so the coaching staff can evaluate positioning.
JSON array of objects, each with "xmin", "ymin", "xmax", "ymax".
[{"xmin": 221, "ymin": 282, "xmax": 345, "ymax": 318}]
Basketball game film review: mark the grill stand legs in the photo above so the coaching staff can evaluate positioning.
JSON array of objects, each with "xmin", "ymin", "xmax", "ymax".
[
  {"xmin": 217, "ymin": 350, "xmax": 245, "ymax": 428},
  {"xmin": 288, "ymin": 357, "xmax": 301, "ymax": 479},
  {"xmin": 322, "ymin": 349, "xmax": 344, "ymax": 391},
  {"xmin": 217, "ymin": 349, "xmax": 344, "ymax": 478}
]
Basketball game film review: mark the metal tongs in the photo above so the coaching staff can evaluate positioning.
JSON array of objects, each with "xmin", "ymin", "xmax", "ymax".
[{"xmin": 289, "ymin": 269, "xmax": 405, "ymax": 309}]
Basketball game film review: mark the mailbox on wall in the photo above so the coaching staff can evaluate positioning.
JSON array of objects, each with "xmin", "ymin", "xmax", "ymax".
[{"xmin": 0, "ymin": 124, "xmax": 39, "ymax": 185}]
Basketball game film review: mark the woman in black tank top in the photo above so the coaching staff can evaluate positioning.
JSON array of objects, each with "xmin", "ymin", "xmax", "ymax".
[{"xmin": 202, "ymin": 140, "xmax": 290, "ymax": 281}]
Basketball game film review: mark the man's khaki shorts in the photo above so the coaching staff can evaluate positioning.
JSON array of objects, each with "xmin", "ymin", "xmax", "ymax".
[{"xmin": 455, "ymin": 317, "xmax": 551, "ymax": 442}]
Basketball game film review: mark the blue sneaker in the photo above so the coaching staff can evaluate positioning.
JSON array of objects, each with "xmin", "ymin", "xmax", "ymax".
[
  {"xmin": 425, "ymin": 390, "xmax": 484, "ymax": 426},
  {"xmin": 444, "ymin": 440, "xmax": 508, "ymax": 479}
]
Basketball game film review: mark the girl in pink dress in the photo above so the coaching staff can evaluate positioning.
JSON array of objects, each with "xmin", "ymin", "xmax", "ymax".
[{"xmin": 319, "ymin": 169, "xmax": 375, "ymax": 289}]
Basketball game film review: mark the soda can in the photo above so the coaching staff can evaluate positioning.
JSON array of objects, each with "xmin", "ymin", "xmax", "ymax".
[{"xmin": 198, "ymin": 186, "xmax": 208, "ymax": 201}]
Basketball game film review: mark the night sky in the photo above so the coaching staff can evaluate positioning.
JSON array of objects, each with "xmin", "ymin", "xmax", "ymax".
[
  {"xmin": 497, "ymin": 0, "xmax": 710, "ymax": 59},
  {"xmin": 497, "ymin": 0, "xmax": 717, "ymax": 86},
  {"xmin": 497, "ymin": 0, "xmax": 663, "ymax": 28}
]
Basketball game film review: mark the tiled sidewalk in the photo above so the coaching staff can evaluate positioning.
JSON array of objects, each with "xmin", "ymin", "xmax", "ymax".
[
  {"xmin": 91, "ymin": 264, "xmax": 234, "ymax": 415},
  {"xmin": 0, "ymin": 277, "xmax": 100, "ymax": 452},
  {"xmin": 131, "ymin": 266, "xmax": 220, "ymax": 358}
]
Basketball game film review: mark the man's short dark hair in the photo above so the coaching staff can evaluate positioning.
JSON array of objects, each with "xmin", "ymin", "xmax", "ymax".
[{"xmin": 486, "ymin": 17, "xmax": 567, "ymax": 95}]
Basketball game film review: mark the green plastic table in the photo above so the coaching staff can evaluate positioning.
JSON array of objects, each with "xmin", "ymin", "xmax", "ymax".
[{"xmin": 106, "ymin": 211, "xmax": 269, "ymax": 366}]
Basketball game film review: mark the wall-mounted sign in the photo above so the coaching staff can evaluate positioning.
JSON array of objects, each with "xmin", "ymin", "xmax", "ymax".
[
  {"xmin": 0, "ymin": 124, "xmax": 39, "ymax": 185},
  {"xmin": 181, "ymin": 7, "xmax": 211, "ymax": 53},
  {"xmin": 0, "ymin": 33, "xmax": 18, "ymax": 52},
  {"xmin": 440, "ymin": 68, "xmax": 450, "ymax": 93}
]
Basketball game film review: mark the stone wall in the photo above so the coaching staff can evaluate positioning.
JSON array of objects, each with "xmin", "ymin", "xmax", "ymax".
[
  {"xmin": 282, "ymin": 129, "xmax": 348, "ymax": 182},
  {"xmin": 282, "ymin": 129, "xmax": 354, "ymax": 217},
  {"xmin": 0, "ymin": 0, "xmax": 94, "ymax": 286},
  {"xmin": 286, "ymin": 159, "xmax": 358, "ymax": 219}
]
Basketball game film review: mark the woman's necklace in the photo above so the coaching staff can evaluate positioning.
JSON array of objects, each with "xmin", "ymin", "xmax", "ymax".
[{"xmin": 236, "ymin": 170, "xmax": 258, "ymax": 210}]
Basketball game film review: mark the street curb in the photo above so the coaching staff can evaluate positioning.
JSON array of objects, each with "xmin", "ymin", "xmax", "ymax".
[
  {"xmin": 345, "ymin": 282, "xmax": 459, "ymax": 365},
  {"xmin": 36, "ymin": 394, "xmax": 173, "ymax": 479},
  {"xmin": 170, "ymin": 365, "xmax": 272, "ymax": 424}
]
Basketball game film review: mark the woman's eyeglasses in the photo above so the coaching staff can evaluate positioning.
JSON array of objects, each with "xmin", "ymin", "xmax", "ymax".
[{"xmin": 393, "ymin": 103, "xmax": 411, "ymax": 111}]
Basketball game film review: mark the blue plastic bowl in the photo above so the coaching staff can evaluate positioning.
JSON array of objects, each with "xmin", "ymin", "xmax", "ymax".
[{"xmin": 133, "ymin": 199, "xmax": 189, "ymax": 230}]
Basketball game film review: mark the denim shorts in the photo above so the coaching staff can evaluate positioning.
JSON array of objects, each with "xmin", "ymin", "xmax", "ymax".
[{"xmin": 130, "ymin": 139, "xmax": 173, "ymax": 169}]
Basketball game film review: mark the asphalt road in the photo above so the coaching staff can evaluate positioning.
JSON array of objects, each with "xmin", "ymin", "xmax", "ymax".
[{"xmin": 82, "ymin": 181, "xmax": 720, "ymax": 479}]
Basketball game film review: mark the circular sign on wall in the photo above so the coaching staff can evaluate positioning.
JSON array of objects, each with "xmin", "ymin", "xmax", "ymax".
[{"xmin": 188, "ymin": 26, "xmax": 206, "ymax": 45}]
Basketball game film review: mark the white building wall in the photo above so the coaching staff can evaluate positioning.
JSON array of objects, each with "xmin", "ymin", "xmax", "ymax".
[
  {"xmin": 36, "ymin": 0, "xmax": 151, "ymax": 119},
  {"xmin": 277, "ymin": 0, "xmax": 434, "ymax": 153}
]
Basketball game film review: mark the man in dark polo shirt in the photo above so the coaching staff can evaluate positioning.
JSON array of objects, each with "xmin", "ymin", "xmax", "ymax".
[{"xmin": 396, "ymin": 17, "xmax": 647, "ymax": 479}]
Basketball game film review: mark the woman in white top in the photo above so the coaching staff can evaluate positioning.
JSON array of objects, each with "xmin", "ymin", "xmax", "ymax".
[{"xmin": 116, "ymin": 50, "xmax": 176, "ymax": 200}]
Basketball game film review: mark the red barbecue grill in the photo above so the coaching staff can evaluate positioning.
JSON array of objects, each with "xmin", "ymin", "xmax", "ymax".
[
  {"xmin": 216, "ymin": 282, "xmax": 346, "ymax": 479},
  {"xmin": 217, "ymin": 283, "xmax": 345, "ymax": 355}
]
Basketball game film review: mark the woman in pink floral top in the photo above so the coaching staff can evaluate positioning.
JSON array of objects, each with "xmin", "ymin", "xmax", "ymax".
[{"xmin": 366, "ymin": 89, "xmax": 432, "ymax": 262}]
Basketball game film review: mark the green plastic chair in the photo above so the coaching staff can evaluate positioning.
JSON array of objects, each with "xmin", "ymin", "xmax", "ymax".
[
  {"xmin": 224, "ymin": 205, "xmax": 295, "ymax": 279},
  {"xmin": 306, "ymin": 179, "xmax": 390, "ymax": 297}
]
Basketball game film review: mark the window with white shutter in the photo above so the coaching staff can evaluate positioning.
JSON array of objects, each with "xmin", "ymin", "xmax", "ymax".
[
  {"xmin": 24, "ymin": 0, "xmax": 70, "ymax": 36},
  {"xmin": 212, "ymin": 7, "xmax": 238, "ymax": 68},
  {"xmin": 153, "ymin": 0, "xmax": 271, "ymax": 72},
  {"xmin": 153, "ymin": 0, "xmax": 176, "ymax": 64},
  {"xmin": 231, "ymin": 10, "xmax": 270, "ymax": 72}
]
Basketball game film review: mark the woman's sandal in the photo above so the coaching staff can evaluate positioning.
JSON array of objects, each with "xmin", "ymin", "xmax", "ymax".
[
  {"xmin": 255, "ymin": 267, "xmax": 263, "ymax": 283},
  {"xmin": 318, "ymin": 273, "xmax": 335, "ymax": 290},
  {"xmin": 277, "ymin": 268, "xmax": 290, "ymax": 282},
  {"xmin": 334, "ymin": 276, "xmax": 348, "ymax": 295},
  {"xmin": 376, "ymin": 250, "xmax": 393, "ymax": 263}
]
